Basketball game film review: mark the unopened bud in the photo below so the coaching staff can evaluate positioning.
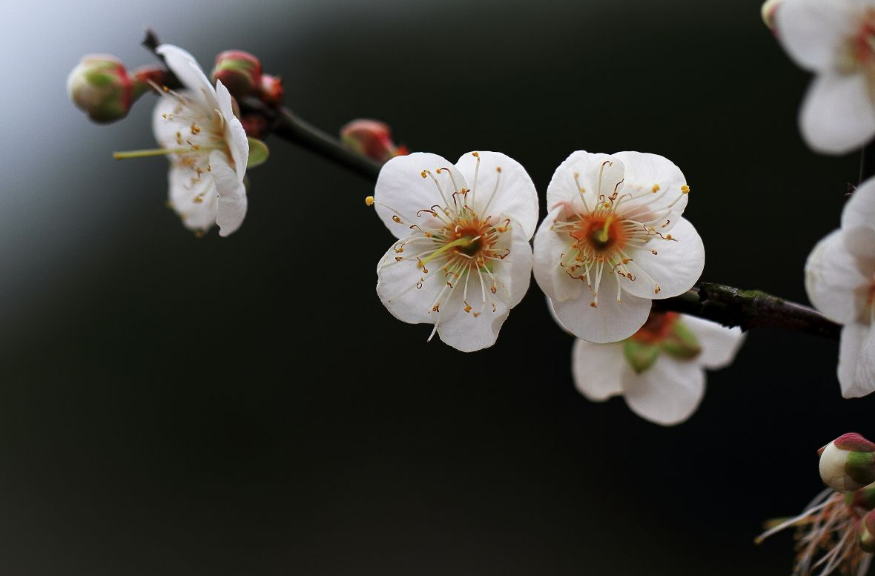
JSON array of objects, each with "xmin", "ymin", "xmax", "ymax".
[
  {"xmin": 67, "ymin": 55, "xmax": 139, "ymax": 123},
  {"xmin": 819, "ymin": 433, "xmax": 875, "ymax": 493},
  {"xmin": 761, "ymin": 0, "xmax": 783, "ymax": 32},
  {"xmin": 341, "ymin": 119, "xmax": 409, "ymax": 163},
  {"xmin": 240, "ymin": 114, "xmax": 270, "ymax": 140},
  {"xmin": 860, "ymin": 509, "xmax": 875, "ymax": 552},
  {"xmin": 211, "ymin": 50, "xmax": 262, "ymax": 99},
  {"xmin": 847, "ymin": 483, "xmax": 875, "ymax": 511},
  {"xmin": 260, "ymin": 74, "xmax": 284, "ymax": 107}
]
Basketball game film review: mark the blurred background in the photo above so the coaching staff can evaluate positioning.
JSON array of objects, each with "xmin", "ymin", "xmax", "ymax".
[{"xmin": 0, "ymin": 0, "xmax": 868, "ymax": 574}]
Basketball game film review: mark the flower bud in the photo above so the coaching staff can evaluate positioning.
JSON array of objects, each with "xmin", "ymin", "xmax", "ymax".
[
  {"xmin": 341, "ymin": 119, "xmax": 408, "ymax": 163},
  {"xmin": 859, "ymin": 509, "xmax": 875, "ymax": 553},
  {"xmin": 259, "ymin": 74, "xmax": 284, "ymax": 107},
  {"xmin": 819, "ymin": 433, "xmax": 875, "ymax": 493},
  {"xmin": 211, "ymin": 50, "xmax": 262, "ymax": 99},
  {"xmin": 240, "ymin": 114, "xmax": 270, "ymax": 140},
  {"xmin": 67, "ymin": 54, "xmax": 137, "ymax": 123},
  {"xmin": 761, "ymin": 0, "xmax": 783, "ymax": 32}
]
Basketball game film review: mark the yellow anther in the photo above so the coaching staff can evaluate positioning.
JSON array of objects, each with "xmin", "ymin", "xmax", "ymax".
[
  {"xmin": 651, "ymin": 184, "xmax": 660, "ymax": 193},
  {"xmin": 472, "ymin": 152, "xmax": 480, "ymax": 157},
  {"xmin": 365, "ymin": 195, "xmax": 375, "ymax": 206},
  {"xmin": 496, "ymin": 166, "xmax": 502, "ymax": 173},
  {"xmin": 392, "ymin": 215, "xmax": 401, "ymax": 223},
  {"xmin": 681, "ymin": 185, "xmax": 690, "ymax": 194},
  {"xmin": 420, "ymin": 170, "xmax": 427, "ymax": 178}
]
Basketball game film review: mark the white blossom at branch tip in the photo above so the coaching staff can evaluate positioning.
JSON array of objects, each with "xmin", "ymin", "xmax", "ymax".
[
  {"xmin": 806, "ymin": 178, "xmax": 875, "ymax": 398},
  {"xmin": 774, "ymin": 0, "xmax": 875, "ymax": 154},
  {"xmin": 152, "ymin": 44, "xmax": 249, "ymax": 236},
  {"xmin": 533, "ymin": 150, "xmax": 705, "ymax": 344},
  {"xmin": 568, "ymin": 310, "xmax": 744, "ymax": 426},
  {"xmin": 373, "ymin": 151, "xmax": 538, "ymax": 352}
]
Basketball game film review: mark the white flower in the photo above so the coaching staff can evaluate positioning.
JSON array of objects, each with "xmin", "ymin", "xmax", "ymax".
[
  {"xmin": 569, "ymin": 311, "xmax": 745, "ymax": 426},
  {"xmin": 373, "ymin": 151, "xmax": 539, "ymax": 352},
  {"xmin": 805, "ymin": 177, "xmax": 875, "ymax": 397},
  {"xmin": 152, "ymin": 44, "xmax": 249, "ymax": 236},
  {"xmin": 774, "ymin": 0, "xmax": 875, "ymax": 154},
  {"xmin": 533, "ymin": 150, "xmax": 705, "ymax": 343}
]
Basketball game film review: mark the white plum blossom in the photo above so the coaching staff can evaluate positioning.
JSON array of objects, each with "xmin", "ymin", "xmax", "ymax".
[
  {"xmin": 805, "ymin": 177, "xmax": 875, "ymax": 398},
  {"xmin": 151, "ymin": 44, "xmax": 249, "ymax": 236},
  {"xmin": 568, "ymin": 310, "xmax": 745, "ymax": 426},
  {"xmin": 774, "ymin": 0, "xmax": 875, "ymax": 154},
  {"xmin": 373, "ymin": 151, "xmax": 538, "ymax": 352},
  {"xmin": 533, "ymin": 151, "xmax": 705, "ymax": 344}
]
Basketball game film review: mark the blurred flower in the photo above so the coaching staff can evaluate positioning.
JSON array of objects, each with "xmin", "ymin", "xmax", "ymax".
[
  {"xmin": 758, "ymin": 486, "xmax": 874, "ymax": 576},
  {"xmin": 211, "ymin": 50, "xmax": 262, "ymax": 99},
  {"xmin": 372, "ymin": 151, "xmax": 538, "ymax": 352},
  {"xmin": 819, "ymin": 433, "xmax": 875, "ymax": 493},
  {"xmin": 259, "ymin": 74, "xmax": 284, "ymax": 107},
  {"xmin": 761, "ymin": 0, "xmax": 783, "ymax": 32},
  {"xmin": 774, "ymin": 0, "xmax": 875, "ymax": 153},
  {"xmin": 567, "ymin": 310, "xmax": 744, "ymax": 425},
  {"xmin": 118, "ymin": 44, "xmax": 250, "ymax": 236},
  {"xmin": 805, "ymin": 178, "xmax": 875, "ymax": 397},
  {"xmin": 341, "ymin": 119, "xmax": 409, "ymax": 163},
  {"xmin": 533, "ymin": 150, "xmax": 704, "ymax": 343},
  {"xmin": 67, "ymin": 55, "xmax": 148, "ymax": 123}
]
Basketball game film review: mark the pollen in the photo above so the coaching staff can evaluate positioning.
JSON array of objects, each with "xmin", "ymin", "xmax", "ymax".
[
  {"xmin": 652, "ymin": 184, "xmax": 660, "ymax": 193},
  {"xmin": 681, "ymin": 185, "xmax": 690, "ymax": 193},
  {"xmin": 365, "ymin": 196, "xmax": 375, "ymax": 206}
]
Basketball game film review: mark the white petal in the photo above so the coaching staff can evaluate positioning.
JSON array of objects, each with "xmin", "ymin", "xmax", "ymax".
[
  {"xmin": 545, "ymin": 150, "xmax": 620, "ymax": 211},
  {"xmin": 215, "ymin": 80, "xmax": 249, "ymax": 179},
  {"xmin": 376, "ymin": 236, "xmax": 448, "ymax": 325},
  {"xmin": 843, "ymin": 225, "xmax": 875, "ymax": 261},
  {"xmin": 612, "ymin": 151, "xmax": 688, "ymax": 231},
  {"xmin": 168, "ymin": 166, "xmax": 217, "ymax": 232},
  {"xmin": 621, "ymin": 356, "xmax": 705, "ymax": 426},
  {"xmin": 679, "ymin": 315, "xmax": 746, "ymax": 369},
  {"xmin": 842, "ymin": 177, "xmax": 875, "ymax": 232},
  {"xmin": 435, "ymin": 288, "xmax": 510, "ymax": 352},
  {"xmin": 800, "ymin": 72, "xmax": 875, "ymax": 155},
  {"xmin": 374, "ymin": 153, "xmax": 468, "ymax": 240},
  {"xmin": 454, "ymin": 151, "xmax": 539, "ymax": 239},
  {"xmin": 551, "ymin": 272, "xmax": 652, "ymax": 343},
  {"xmin": 839, "ymin": 322, "xmax": 875, "ymax": 398},
  {"xmin": 152, "ymin": 94, "xmax": 191, "ymax": 148},
  {"xmin": 532, "ymin": 206, "xmax": 584, "ymax": 303},
  {"xmin": 618, "ymin": 217, "xmax": 705, "ymax": 300},
  {"xmin": 776, "ymin": 0, "xmax": 857, "ymax": 71},
  {"xmin": 805, "ymin": 229, "xmax": 869, "ymax": 324},
  {"xmin": 210, "ymin": 150, "xmax": 247, "ymax": 237},
  {"xmin": 571, "ymin": 339, "xmax": 625, "ymax": 401},
  {"xmin": 546, "ymin": 298, "xmax": 573, "ymax": 335},
  {"xmin": 502, "ymin": 227, "xmax": 533, "ymax": 309},
  {"xmin": 156, "ymin": 44, "xmax": 218, "ymax": 110}
]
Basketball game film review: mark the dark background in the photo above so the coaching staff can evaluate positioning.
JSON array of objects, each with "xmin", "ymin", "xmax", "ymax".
[{"xmin": 0, "ymin": 0, "xmax": 870, "ymax": 573}]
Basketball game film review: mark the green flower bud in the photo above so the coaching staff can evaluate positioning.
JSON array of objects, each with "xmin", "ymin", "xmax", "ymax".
[
  {"xmin": 67, "ymin": 54, "xmax": 137, "ymax": 123},
  {"xmin": 211, "ymin": 50, "xmax": 262, "ymax": 99},
  {"xmin": 819, "ymin": 433, "xmax": 875, "ymax": 493}
]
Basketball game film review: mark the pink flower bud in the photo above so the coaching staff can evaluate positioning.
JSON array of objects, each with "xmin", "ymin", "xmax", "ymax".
[
  {"xmin": 340, "ymin": 119, "xmax": 408, "ymax": 164},
  {"xmin": 67, "ymin": 54, "xmax": 136, "ymax": 123},
  {"xmin": 819, "ymin": 433, "xmax": 875, "ymax": 493},
  {"xmin": 259, "ymin": 74, "xmax": 284, "ymax": 107},
  {"xmin": 211, "ymin": 50, "xmax": 263, "ymax": 99}
]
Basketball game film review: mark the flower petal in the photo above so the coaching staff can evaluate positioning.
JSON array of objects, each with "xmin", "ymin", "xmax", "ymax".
[
  {"xmin": 374, "ymin": 153, "xmax": 468, "ymax": 240},
  {"xmin": 502, "ymin": 227, "xmax": 533, "ymax": 309},
  {"xmin": 842, "ymin": 177, "xmax": 875, "ymax": 232},
  {"xmin": 679, "ymin": 315, "xmax": 746, "ymax": 369},
  {"xmin": 551, "ymin": 271, "xmax": 652, "ymax": 343},
  {"xmin": 435, "ymin": 289, "xmax": 510, "ymax": 352},
  {"xmin": 376, "ymin": 235, "xmax": 449, "ymax": 325},
  {"xmin": 800, "ymin": 72, "xmax": 875, "ymax": 155},
  {"xmin": 776, "ymin": 0, "xmax": 857, "ymax": 71},
  {"xmin": 210, "ymin": 150, "xmax": 247, "ymax": 237},
  {"xmin": 533, "ymin": 206, "xmax": 584, "ymax": 303},
  {"xmin": 612, "ymin": 151, "xmax": 688, "ymax": 233},
  {"xmin": 843, "ymin": 225, "xmax": 875, "ymax": 261},
  {"xmin": 839, "ymin": 322, "xmax": 875, "ymax": 398},
  {"xmin": 168, "ymin": 166, "xmax": 217, "ymax": 232},
  {"xmin": 621, "ymin": 356, "xmax": 705, "ymax": 426},
  {"xmin": 571, "ymin": 339, "xmax": 625, "ymax": 401},
  {"xmin": 618, "ymin": 217, "xmax": 705, "ymax": 300},
  {"xmin": 545, "ymin": 150, "xmax": 620, "ymax": 211},
  {"xmin": 215, "ymin": 80, "xmax": 249, "ymax": 179},
  {"xmin": 156, "ymin": 44, "xmax": 218, "ymax": 110},
  {"xmin": 805, "ymin": 229, "xmax": 869, "ymax": 324},
  {"xmin": 152, "ymin": 94, "xmax": 191, "ymax": 148},
  {"xmin": 454, "ymin": 151, "xmax": 539, "ymax": 239}
]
